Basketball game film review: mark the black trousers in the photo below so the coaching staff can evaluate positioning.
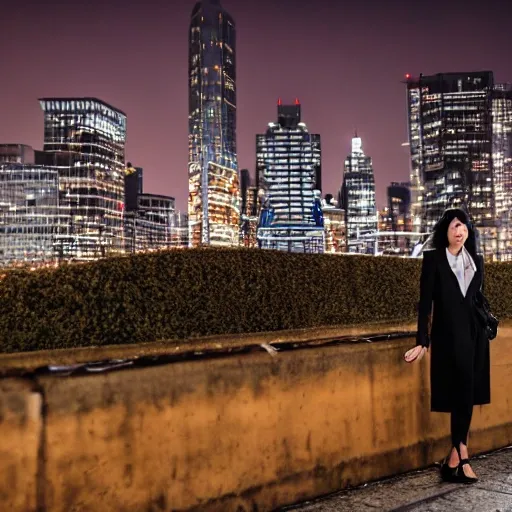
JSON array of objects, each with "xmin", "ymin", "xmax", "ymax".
[{"xmin": 451, "ymin": 405, "xmax": 473, "ymax": 448}]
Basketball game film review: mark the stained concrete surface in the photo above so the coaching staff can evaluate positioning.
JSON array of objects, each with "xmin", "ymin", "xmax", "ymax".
[{"xmin": 285, "ymin": 446, "xmax": 512, "ymax": 512}]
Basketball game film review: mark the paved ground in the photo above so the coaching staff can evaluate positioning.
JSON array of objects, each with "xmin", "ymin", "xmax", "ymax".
[{"xmin": 283, "ymin": 446, "xmax": 512, "ymax": 512}]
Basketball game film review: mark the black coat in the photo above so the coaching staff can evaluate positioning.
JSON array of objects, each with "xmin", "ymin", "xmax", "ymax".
[{"xmin": 417, "ymin": 248, "xmax": 490, "ymax": 413}]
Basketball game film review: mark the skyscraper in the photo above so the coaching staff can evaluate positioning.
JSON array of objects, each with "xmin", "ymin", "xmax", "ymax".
[
  {"xmin": 256, "ymin": 100, "xmax": 324, "ymax": 253},
  {"xmin": 0, "ymin": 164, "xmax": 64, "ymax": 267},
  {"xmin": 406, "ymin": 72, "xmax": 512, "ymax": 260},
  {"xmin": 38, "ymin": 98, "xmax": 127, "ymax": 259},
  {"xmin": 339, "ymin": 135, "xmax": 378, "ymax": 253},
  {"xmin": 491, "ymin": 84, "xmax": 512, "ymax": 260},
  {"xmin": 188, "ymin": 0, "xmax": 240, "ymax": 247}
]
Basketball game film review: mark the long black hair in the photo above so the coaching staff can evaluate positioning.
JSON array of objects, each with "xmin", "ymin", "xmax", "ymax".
[{"xmin": 431, "ymin": 208, "xmax": 477, "ymax": 260}]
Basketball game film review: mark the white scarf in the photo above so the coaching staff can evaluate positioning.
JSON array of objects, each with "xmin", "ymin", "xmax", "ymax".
[{"xmin": 446, "ymin": 246, "xmax": 476, "ymax": 297}]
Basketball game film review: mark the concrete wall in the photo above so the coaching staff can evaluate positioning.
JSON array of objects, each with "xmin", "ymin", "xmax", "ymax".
[
  {"xmin": 1, "ymin": 325, "xmax": 511, "ymax": 511},
  {"xmin": 0, "ymin": 379, "xmax": 41, "ymax": 511}
]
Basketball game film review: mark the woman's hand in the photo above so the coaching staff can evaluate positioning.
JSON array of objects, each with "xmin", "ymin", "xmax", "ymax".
[{"xmin": 403, "ymin": 345, "xmax": 427, "ymax": 363}]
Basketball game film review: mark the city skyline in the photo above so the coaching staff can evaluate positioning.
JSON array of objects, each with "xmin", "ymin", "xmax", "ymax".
[{"xmin": 1, "ymin": 0, "xmax": 511, "ymax": 211}]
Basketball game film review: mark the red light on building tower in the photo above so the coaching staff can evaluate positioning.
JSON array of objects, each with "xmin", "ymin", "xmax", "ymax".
[
  {"xmin": 295, "ymin": 98, "xmax": 300, "ymax": 105},
  {"xmin": 405, "ymin": 73, "xmax": 411, "ymax": 79},
  {"xmin": 277, "ymin": 97, "xmax": 282, "ymax": 106}
]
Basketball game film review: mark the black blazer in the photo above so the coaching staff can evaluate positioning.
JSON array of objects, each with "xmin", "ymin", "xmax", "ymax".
[{"xmin": 416, "ymin": 248, "xmax": 490, "ymax": 412}]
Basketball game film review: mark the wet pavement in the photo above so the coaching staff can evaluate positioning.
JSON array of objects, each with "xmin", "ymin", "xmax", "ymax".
[{"xmin": 284, "ymin": 446, "xmax": 512, "ymax": 512}]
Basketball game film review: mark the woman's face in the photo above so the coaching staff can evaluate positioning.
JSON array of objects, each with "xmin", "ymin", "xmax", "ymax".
[{"xmin": 447, "ymin": 217, "xmax": 468, "ymax": 250}]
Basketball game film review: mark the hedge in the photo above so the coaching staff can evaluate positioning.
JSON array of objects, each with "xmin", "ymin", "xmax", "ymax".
[{"xmin": 0, "ymin": 248, "xmax": 511, "ymax": 353}]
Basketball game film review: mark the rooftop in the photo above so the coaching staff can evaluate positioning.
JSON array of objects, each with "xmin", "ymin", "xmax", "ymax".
[{"xmin": 39, "ymin": 97, "xmax": 126, "ymax": 117}]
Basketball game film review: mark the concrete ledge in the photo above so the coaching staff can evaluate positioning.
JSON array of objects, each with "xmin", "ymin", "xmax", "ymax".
[{"xmin": 0, "ymin": 320, "xmax": 418, "ymax": 373}]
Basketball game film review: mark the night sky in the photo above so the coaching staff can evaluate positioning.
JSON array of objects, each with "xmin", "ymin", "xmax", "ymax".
[{"xmin": 1, "ymin": 0, "xmax": 511, "ymax": 211}]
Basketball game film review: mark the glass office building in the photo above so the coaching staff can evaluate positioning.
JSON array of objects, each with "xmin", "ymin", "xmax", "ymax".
[
  {"xmin": 406, "ymin": 72, "xmax": 512, "ymax": 260},
  {"xmin": 375, "ymin": 182, "xmax": 412, "ymax": 255},
  {"xmin": 169, "ymin": 212, "xmax": 189, "ymax": 248},
  {"xmin": 491, "ymin": 84, "xmax": 512, "ymax": 260},
  {"xmin": 256, "ymin": 100, "xmax": 324, "ymax": 253},
  {"xmin": 123, "ymin": 165, "xmax": 188, "ymax": 251},
  {"xmin": 188, "ymin": 0, "xmax": 240, "ymax": 247},
  {"xmin": 38, "ymin": 98, "xmax": 127, "ymax": 259},
  {"xmin": 124, "ymin": 193, "xmax": 176, "ymax": 252},
  {"xmin": 0, "ymin": 164, "xmax": 67, "ymax": 267},
  {"xmin": 339, "ymin": 136, "xmax": 378, "ymax": 253}
]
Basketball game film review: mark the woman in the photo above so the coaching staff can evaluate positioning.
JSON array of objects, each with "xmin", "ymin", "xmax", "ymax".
[{"xmin": 404, "ymin": 208, "xmax": 490, "ymax": 484}]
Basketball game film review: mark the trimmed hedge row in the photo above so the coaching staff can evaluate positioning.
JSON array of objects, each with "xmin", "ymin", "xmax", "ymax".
[{"xmin": 0, "ymin": 248, "xmax": 511, "ymax": 353}]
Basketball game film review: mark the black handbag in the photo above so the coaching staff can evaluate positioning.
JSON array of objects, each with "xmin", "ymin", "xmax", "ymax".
[
  {"xmin": 474, "ymin": 255, "xmax": 499, "ymax": 341},
  {"xmin": 474, "ymin": 290, "xmax": 499, "ymax": 341}
]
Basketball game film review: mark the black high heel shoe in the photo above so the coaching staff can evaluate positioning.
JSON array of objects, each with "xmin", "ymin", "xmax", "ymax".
[
  {"xmin": 456, "ymin": 458, "xmax": 479, "ymax": 484},
  {"xmin": 454, "ymin": 444, "xmax": 478, "ymax": 484},
  {"xmin": 440, "ymin": 456, "xmax": 459, "ymax": 482}
]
